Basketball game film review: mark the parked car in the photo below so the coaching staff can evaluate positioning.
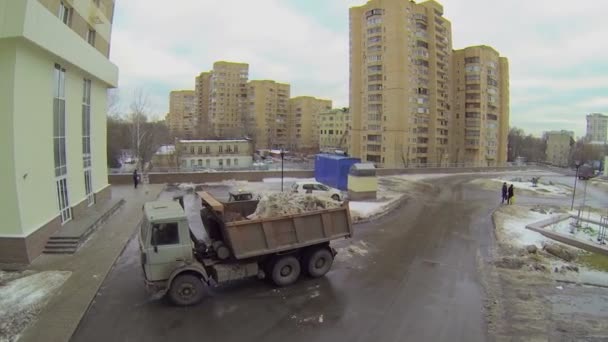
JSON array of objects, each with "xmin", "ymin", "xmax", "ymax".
[
  {"xmin": 578, "ymin": 165, "xmax": 595, "ymax": 180},
  {"xmin": 291, "ymin": 181, "xmax": 342, "ymax": 201}
]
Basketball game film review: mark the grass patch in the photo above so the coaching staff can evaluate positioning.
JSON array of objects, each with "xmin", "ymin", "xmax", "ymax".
[{"xmin": 579, "ymin": 252, "xmax": 608, "ymax": 272}]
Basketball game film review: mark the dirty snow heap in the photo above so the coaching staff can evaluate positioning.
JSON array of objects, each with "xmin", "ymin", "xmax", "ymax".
[{"xmin": 250, "ymin": 193, "xmax": 341, "ymax": 219}]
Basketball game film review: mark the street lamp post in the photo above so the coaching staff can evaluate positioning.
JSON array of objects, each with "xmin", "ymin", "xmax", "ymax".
[
  {"xmin": 280, "ymin": 149, "xmax": 285, "ymax": 192},
  {"xmin": 570, "ymin": 161, "xmax": 581, "ymax": 210}
]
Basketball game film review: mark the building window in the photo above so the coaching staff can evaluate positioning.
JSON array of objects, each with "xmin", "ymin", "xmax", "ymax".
[
  {"xmin": 82, "ymin": 79, "xmax": 92, "ymax": 168},
  {"xmin": 219, "ymin": 145, "xmax": 223, "ymax": 153},
  {"xmin": 205, "ymin": 146, "xmax": 210, "ymax": 154},
  {"xmin": 58, "ymin": 2, "xmax": 72, "ymax": 26},
  {"xmin": 198, "ymin": 159, "xmax": 202, "ymax": 166},
  {"xmin": 82, "ymin": 79, "xmax": 94, "ymax": 206},
  {"xmin": 54, "ymin": 64, "xmax": 71, "ymax": 223},
  {"xmin": 227, "ymin": 159, "xmax": 231, "ymax": 167},
  {"xmin": 87, "ymin": 29, "xmax": 96, "ymax": 46},
  {"xmin": 190, "ymin": 147, "xmax": 195, "ymax": 154},
  {"xmin": 234, "ymin": 159, "xmax": 238, "ymax": 166},
  {"xmin": 198, "ymin": 146, "xmax": 203, "ymax": 154},
  {"xmin": 54, "ymin": 65, "xmax": 67, "ymax": 177}
]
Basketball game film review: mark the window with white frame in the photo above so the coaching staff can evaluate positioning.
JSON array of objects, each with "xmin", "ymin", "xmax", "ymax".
[
  {"xmin": 58, "ymin": 2, "xmax": 72, "ymax": 26},
  {"xmin": 87, "ymin": 29, "xmax": 96, "ymax": 46},
  {"xmin": 54, "ymin": 64, "xmax": 71, "ymax": 222}
]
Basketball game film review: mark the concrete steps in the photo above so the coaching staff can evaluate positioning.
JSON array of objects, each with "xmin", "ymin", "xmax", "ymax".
[{"xmin": 43, "ymin": 199, "xmax": 125, "ymax": 255}]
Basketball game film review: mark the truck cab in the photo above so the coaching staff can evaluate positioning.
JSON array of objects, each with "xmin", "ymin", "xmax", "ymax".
[{"xmin": 139, "ymin": 201, "xmax": 208, "ymax": 293}]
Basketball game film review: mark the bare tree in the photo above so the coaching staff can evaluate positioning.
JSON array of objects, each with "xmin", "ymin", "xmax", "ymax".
[{"xmin": 127, "ymin": 89, "xmax": 170, "ymax": 171}]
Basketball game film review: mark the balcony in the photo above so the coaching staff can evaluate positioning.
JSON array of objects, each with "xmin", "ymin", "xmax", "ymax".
[{"xmin": 2, "ymin": 0, "xmax": 118, "ymax": 86}]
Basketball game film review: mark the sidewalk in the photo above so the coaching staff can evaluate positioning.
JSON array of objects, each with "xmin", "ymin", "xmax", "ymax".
[{"xmin": 18, "ymin": 184, "xmax": 164, "ymax": 342}]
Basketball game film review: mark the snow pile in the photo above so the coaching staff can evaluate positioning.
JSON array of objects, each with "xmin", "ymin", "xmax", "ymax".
[
  {"xmin": 349, "ymin": 201, "xmax": 392, "ymax": 220},
  {"xmin": 177, "ymin": 183, "xmax": 196, "ymax": 191},
  {"xmin": 250, "ymin": 193, "xmax": 341, "ymax": 219},
  {"xmin": 0, "ymin": 270, "xmax": 71, "ymax": 342}
]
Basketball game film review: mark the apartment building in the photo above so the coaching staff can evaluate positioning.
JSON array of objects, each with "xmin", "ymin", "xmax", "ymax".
[
  {"xmin": 177, "ymin": 139, "xmax": 253, "ymax": 170},
  {"xmin": 451, "ymin": 46, "xmax": 509, "ymax": 166},
  {"xmin": 289, "ymin": 97, "xmax": 333, "ymax": 151},
  {"xmin": 166, "ymin": 90, "xmax": 197, "ymax": 139},
  {"xmin": 586, "ymin": 113, "xmax": 608, "ymax": 144},
  {"xmin": 195, "ymin": 72, "xmax": 212, "ymax": 138},
  {"xmin": 350, "ymin": 0, "xmax": 453, "ymax": 167},
  {"xmin": 246, "ymin": 80, "xmax": 291, "ymax": 150},
  {"xmin": 319, "ymin": 108, "xmax": 351, "ymax": 152},
  {"xmin": 545, "ymin": 131, "xmax": 573, "ymax": 167},
  {"xmin": 0, "ymin": 0, "xmax": 118, "ymax": 263},
  {"xmin": 205, "ymin": 62, "xmax": 249, "ymax": 138}
]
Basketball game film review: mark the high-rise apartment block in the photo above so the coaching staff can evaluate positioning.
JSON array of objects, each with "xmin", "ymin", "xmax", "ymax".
[
  {"xmin": 173, "ymin": 61, "xmax": 333, "ymax": 151},
  {"xmin": 246, "ymin": 80, "xmax": 291, "ymax": 150},
  {"xmin": 0, "ymin": 0, "xmax": 118, "ymax": 263},
  {"xmin": 195, "ymin": 72, "xmax": 212, "ymax": 138},
  {"xmin": 545, "ymin": 130, "xmax": 573, "ymax": 167},
  {"xmin": 586, "ymin": 113, "xmax": 608, "ymax": 144},
  {"xmin": 349, "ymin": 0, "xmax": 509, "ymax": 167},
  {"xmin": 166, "ymin": 90, "xmax": 197, "ymax": 139},
  {"xmin": 451, "ymin": 46, "xmax": 509, "ymax": 166},
  {"xmin": 319, "ymin": 108, "xmax": 351, "ymax": 152},
  {"xmin": 289, "ymin": 97, "xmax": 333, "ymax": 151},
  {"xmin": 350, "ymin": 0, "xmax": 453, "ymax": 167},
  {"xmin": 208, "ymin": 62, "xmax": 249, "ymax": 138}
]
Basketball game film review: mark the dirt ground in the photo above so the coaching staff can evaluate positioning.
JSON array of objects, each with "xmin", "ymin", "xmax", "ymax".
[{"xmin": 482, "ymin": 205, "xmax": 608, "ymax": 341}]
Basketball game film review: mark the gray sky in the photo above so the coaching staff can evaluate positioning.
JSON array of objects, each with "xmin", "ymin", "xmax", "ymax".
[{"xmin": 110, "ymin": 0, "xmax": 608, "ymax": 138}]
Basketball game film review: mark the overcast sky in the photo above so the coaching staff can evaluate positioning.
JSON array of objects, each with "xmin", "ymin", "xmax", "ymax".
[{"xmin": 110, "ymin": 0, "xmax": 608, "ymax": 138}]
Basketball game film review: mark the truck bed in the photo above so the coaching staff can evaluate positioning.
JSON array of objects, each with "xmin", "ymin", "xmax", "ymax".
[
  {"xmin": 197, "ymin": 191, "xmax": 353, "ymax": 260},
  {"xmin": 224, "ymin": 205, "xmax": 352, "ymax": 259}
]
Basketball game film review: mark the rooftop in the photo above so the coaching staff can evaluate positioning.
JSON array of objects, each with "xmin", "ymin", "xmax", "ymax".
[{"xmin": 143, "ymin": 201, "xmax": 185, "ymax": 222}]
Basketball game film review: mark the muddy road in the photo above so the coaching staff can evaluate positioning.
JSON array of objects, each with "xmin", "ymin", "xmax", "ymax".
[{"xmin": 71, "ymin": 175, "xmax": 502, "ymax": 342}]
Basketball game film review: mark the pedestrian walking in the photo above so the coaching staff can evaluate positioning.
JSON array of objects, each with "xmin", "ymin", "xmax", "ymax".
[
  {"xmin": 501, "ymin": 182, "xmax": 508, "ymax": 204},
  {"xmin": 508, "ymin": 184, "xmax": 514, "ymax": 205},
  {"xmin": 133, "ymin": 169, "xmax": 139, "ymax": 189}
]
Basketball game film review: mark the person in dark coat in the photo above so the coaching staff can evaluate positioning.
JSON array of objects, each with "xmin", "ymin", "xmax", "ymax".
[
  {"xmin": 501, "ymin": 182, "xmax": 508, "ymax": 204},
  {"xmin": 507, "ymin": 184, "xmax": 514, "ymax": 204},
  {"xmin": 133, "ymin": 169, "xmax": 139, "ymax": 189}
]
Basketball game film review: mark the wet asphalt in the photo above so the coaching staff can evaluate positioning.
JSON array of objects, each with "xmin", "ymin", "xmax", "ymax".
[{"xmin": 70, "ymin": 174, "xmax": 557, "ymax": 342}]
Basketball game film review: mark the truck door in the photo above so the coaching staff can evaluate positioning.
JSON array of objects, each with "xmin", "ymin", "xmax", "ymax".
[{"xmin": 145, "ymin": 221, "xmax": 190, "ymax": 282}]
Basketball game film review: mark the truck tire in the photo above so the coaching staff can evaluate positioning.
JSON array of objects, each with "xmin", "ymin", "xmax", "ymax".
[
  {"xmin": 271, "ymin": 256, "xmax": 301, "ymax": 286},
  {"xmin": 168, "ymin": 274, "xmax": 205, "ymax": 306},
  {"xmin": 305, "ymin": 248, "xmax": 333, "ymax": 278},
  {"xmin": 331, "ymin": 194, "xmax": 341, "ymax": 201}
]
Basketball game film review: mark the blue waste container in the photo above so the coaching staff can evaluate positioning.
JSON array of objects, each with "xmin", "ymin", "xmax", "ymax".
[{"xmin": 314, "ymin": 154, "xmax": 361, "ymax": 191}]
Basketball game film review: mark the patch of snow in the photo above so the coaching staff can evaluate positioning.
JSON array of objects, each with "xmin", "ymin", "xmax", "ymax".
[
  {"xmin": 348, "ymin": 244, "xmax": 369, "ymax": 256},
  {"xmin": 500, "ymin": 209, "xmax": 555, "ymax": 248},
  {"xmin": 0, "ymin": 271, "xmax": 71, "ymax": 342},
  {"xmin": 349, "ymin": 201, "xmax": 390, "ymax": 217},
  {"xmin": 309, "ymin": 291, "xmax": 320, "ymax": 299},
  {"xmin": 177, "ymin": 183, "xmax": 196, "ymax": 191},
  {"xmin": 319, "ymin": 315, "xmax": 324, "ymax": 323}
]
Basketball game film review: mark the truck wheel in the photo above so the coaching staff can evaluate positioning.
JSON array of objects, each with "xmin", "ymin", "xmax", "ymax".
[
  {"xmin": 306, "ymin": 248, "xmax": 333, "ymax": 278},
  {"xmin": 271, "ymin": 256, "xmax": 301, "ymax": 286},
  {"xmin": 331, "ymin": 194, "xmax": 341, "ymax": 201},
  {"xmin": 168, "ymin": 274, "xmax": 205, "ymax": 306}
]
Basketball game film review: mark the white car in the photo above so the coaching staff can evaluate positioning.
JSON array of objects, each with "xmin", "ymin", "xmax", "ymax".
[{"xmin": 291, "ymin": 181, "xmax": 342, "ymax": 201}]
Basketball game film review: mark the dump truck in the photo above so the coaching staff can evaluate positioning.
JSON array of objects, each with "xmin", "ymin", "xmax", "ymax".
[{"xmin": 139, "ymin": 191, "xmax": 353, "ymax": 306}]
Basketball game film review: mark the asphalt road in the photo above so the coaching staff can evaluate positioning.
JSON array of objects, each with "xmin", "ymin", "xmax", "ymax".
[{"xmin": 71, "ymin": 175, "xmax": 503, "ymax": 342}]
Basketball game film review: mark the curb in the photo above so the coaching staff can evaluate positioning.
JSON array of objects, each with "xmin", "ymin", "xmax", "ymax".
[{"xmin": 352, "ymin": 194, "xmax": 409, "ymax": 224}]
